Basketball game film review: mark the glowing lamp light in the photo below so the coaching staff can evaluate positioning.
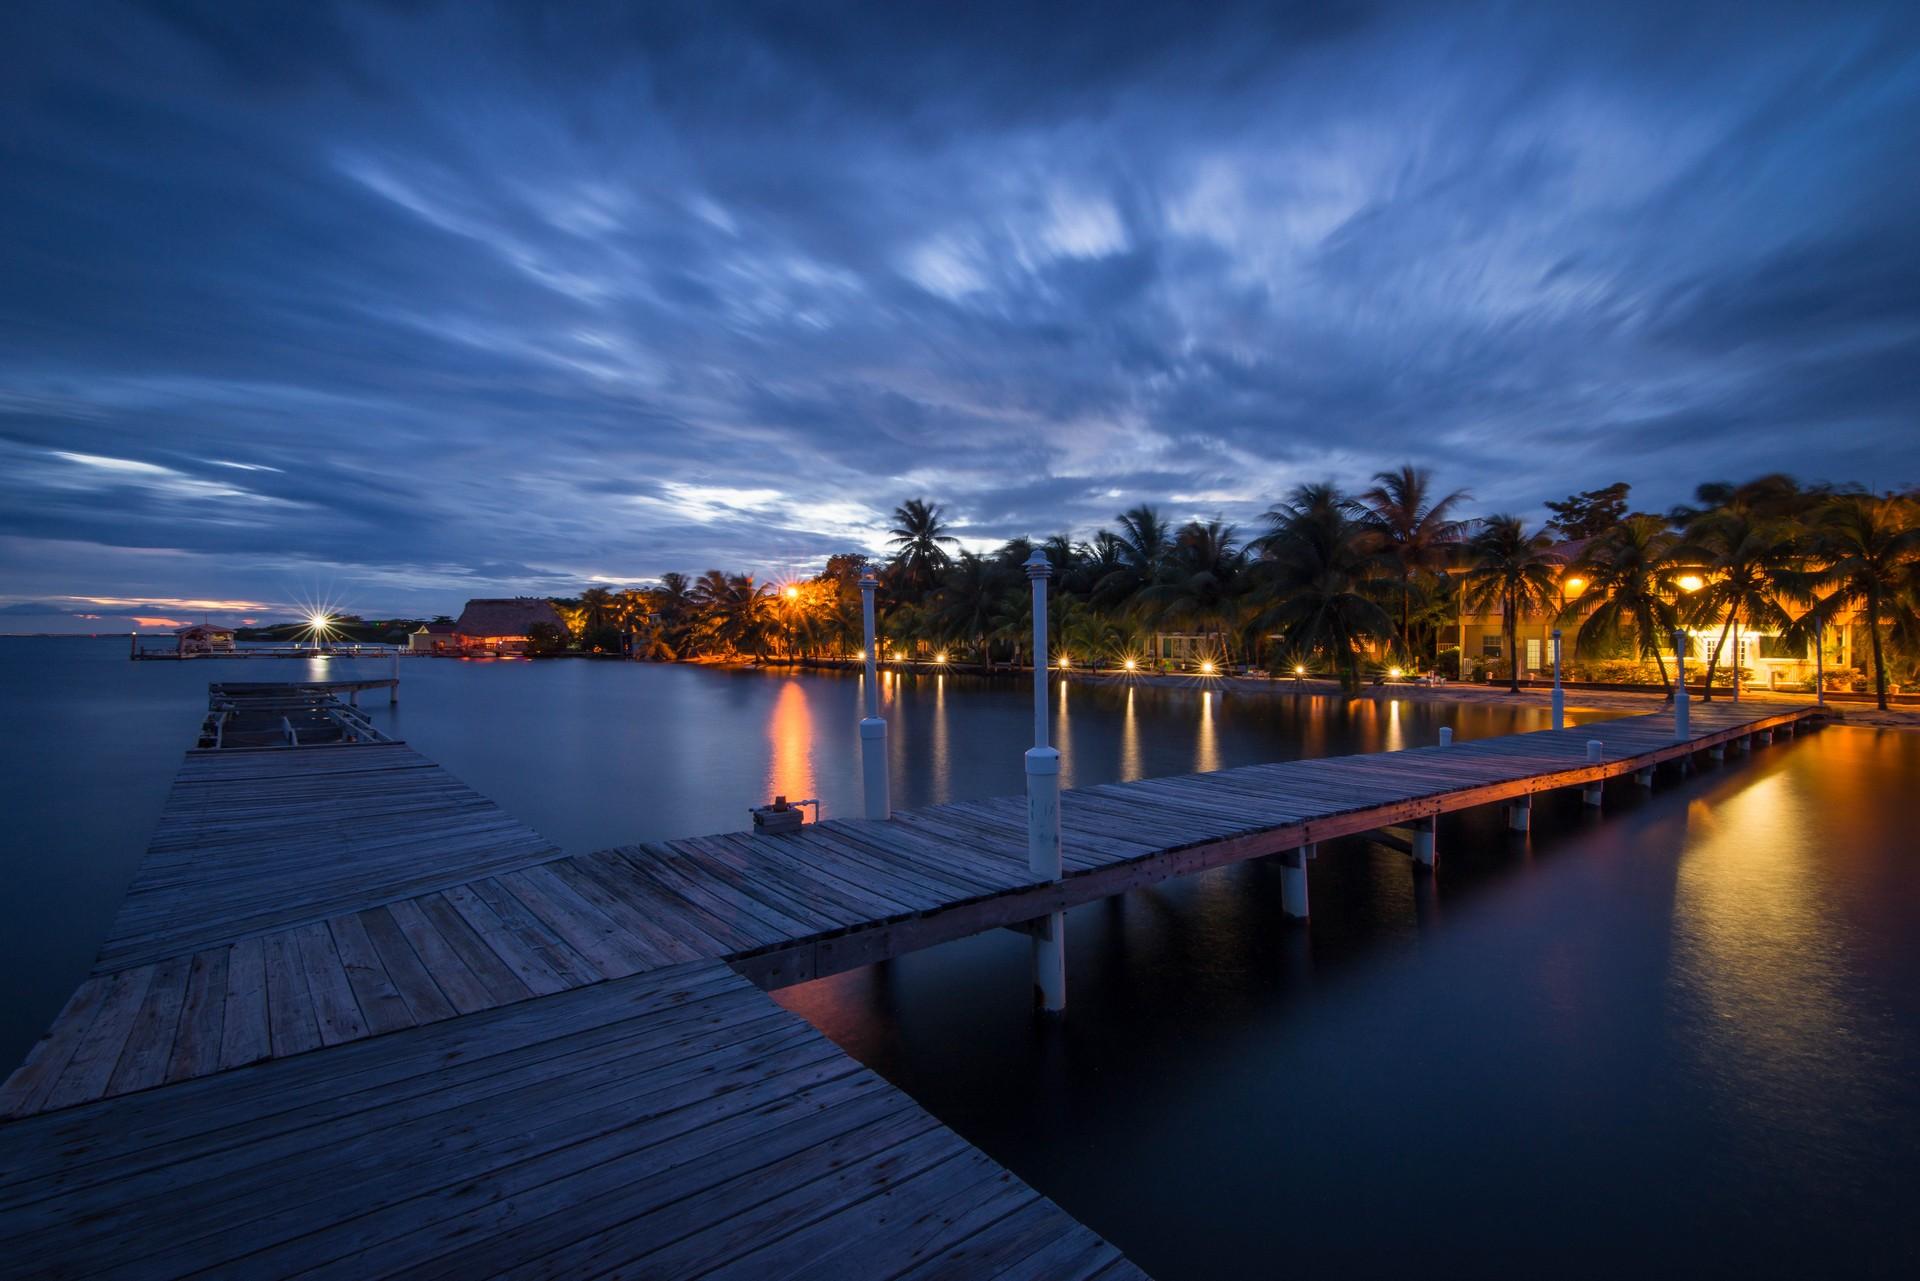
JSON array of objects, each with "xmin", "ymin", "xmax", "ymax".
[
  {"xmin": 1123, "ymin": 658, "xmax": 1138, "ymax": 671},
  {"xmin": 855, "ymin": 649, "xmax": 866, "ymax": 661},
  {"xmin": 1199, "ymin": 660, "xmax": 1217, "ymax": 675},
  {"xmin": 1677, "ymin": 574, "xmax": 1705, "ymax": 593},
  {"xmin": 782, "ymin": 585, "xmax": 800, "ymax": 600},
  {"xmin": 934, "ymin": 651, "xmax": 948, "ymax": 664},
  {"xmin": 1058, "ymin": 655, "xmax": 1071, "ymax": 669},
  {"xmin": 1389, "ymin": 666, "xmax": 1404, "ymax": 679},
  {"xmin": 1294, "ymin": 665, "xmax": 1306, "ymax": 676},
  {"xmin": 891, "ymin": 650, "xmax": 903, "ymax": 661}
]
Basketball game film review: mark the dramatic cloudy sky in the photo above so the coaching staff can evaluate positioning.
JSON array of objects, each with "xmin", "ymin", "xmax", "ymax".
[{"xmin": 3, "ymin": 1, "xmax": 1917, "ymax": 629}]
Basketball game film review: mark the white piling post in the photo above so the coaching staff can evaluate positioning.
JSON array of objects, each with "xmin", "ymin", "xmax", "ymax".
[
  {"xmin": 1550, "ymin": 630, "xmax": 1565, "ymax": 731},
  {"xmin": 1673, "ymin": 628, "xmax": 1689, "ymax": 742},
  {"xmin": 1507, "ymin": 794, "xmax": 1532, "ymax": 831},
  {"xmin": 1281, "ymin": 844, "xmax": 1313, "ymax": 918},
  {"xmin": 1583, "ymin": 739, "xmax": 1604, "ymax": 806},
  {"xmin": 1411, "ymin": 819, "xmax": 1436, "ymax": 870},
  {"xmin": 858, "ymin": 567, "xmax": 890, "ymax": 821},
  {"xmin": 1439, "ymin": 726, "xmax": 1453, "ymax": 748},
  {"xmin": 1815, "ymin": 621, "xmax": 1825, "ymax": 708},
  {"xmin": 1024, "ymin": 550, "xmax": 1064, "ymax": 1012}
]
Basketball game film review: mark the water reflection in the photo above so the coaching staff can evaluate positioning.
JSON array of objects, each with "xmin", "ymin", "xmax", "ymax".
[
  {"xmin": 1120, "ymin": 687, "xmax": 1143, "ymax": 781},
  {"xmin": 1195, "ymin": 690, "xmax": 1220, "ymax": 774},
  {"xmin": 930, "ymin": 674, "xmax": 950, "ymax": 804},
  {"xmin": 1669, "ymin": 772, "xmax": 1867, "ymax": 1162},
  {"xmin": 765, "ymin": 679, "xmax": 816, "ymax": 802},
  {"xmin": 1386, "ymin": 698, "xmax": 1405, "ymax": 752}
]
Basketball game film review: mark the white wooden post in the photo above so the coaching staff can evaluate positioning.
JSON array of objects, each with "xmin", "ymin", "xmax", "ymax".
[
  {"xmin": 1583, "ymin": 740, "xmax": 1604, "ymax": 806},
  {"xmin": 1024, "ymin": 550, "xmax": 1064, "ymax": 1011},
  {"xmin": 1439, "ymin": 726, "xmax": 1453, "ymax": 747},
  {"xmin": 1281, "ymin": 844, "xmax": 1313, "ymax": 918},
  {"xmin": 1411, "ymin": 818, "xmax": 1436, "ymax": 870},
  {"xmin": 1673, "ymin": 628, "xmax": 1690, "ymax": 742},
  {"xmin": 1507, "ymin": 794, "xmax": 1532, "ymax": 831},
  {"xmin": 1815, "ymin": 621, "xmax": 1825, "ymax": 708},
  {"xmin": 858, "ymin": 566, "xmax": 890, "ymax": 821},
  {"xmin": 1550, "ymin": 630, "xmax": 1564, "ymax": 730}
]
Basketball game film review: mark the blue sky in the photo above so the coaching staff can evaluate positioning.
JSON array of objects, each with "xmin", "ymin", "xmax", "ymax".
[{"xmin": 3, "ymin": 1, "xmax": 1918, "ymax": 630}]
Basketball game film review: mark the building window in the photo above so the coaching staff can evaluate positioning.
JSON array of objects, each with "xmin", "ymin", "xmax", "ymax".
[{"xmin": 1481, "ymin": 635, "xmax": 1503, "ymax": 657}]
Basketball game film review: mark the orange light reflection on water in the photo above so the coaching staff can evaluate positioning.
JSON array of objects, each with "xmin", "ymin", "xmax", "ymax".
[{"xmin": 765, "ymin": 680, "xmax": 816, "ymax": 803}]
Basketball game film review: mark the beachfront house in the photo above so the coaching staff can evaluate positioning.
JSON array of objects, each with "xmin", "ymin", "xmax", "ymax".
[
  {"xmin": 408, "ymin": 622, "xmax": 458, "ymax": 654},
  {"xmin": 174, "ymin": 623, "xmax": 235, "ymax": 656},
  {"xmin": 1151, "ymin": 632, "xmax": 1226, "ymax": 670},
  {"xmin": 453, "ymin": 598, "xmax": 566, "ymax": 654},
  {"xmin": 1454, "ymin": 548, "xmax": 1858, "ymax": 688}
]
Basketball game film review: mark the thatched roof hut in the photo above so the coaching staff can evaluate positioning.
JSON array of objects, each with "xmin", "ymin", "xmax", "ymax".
[{"xmin": 453, "ymin": 598, "xmax": 565, "ymax": 649}]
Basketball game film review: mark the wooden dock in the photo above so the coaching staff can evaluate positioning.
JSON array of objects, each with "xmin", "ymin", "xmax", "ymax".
[{"xmin": 0, "ymin": 694, "xmax": 1817, "ymax": 1277}]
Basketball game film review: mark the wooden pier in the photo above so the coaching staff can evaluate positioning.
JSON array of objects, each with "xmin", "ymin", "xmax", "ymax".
[{"xmin": 0, "ymin": 694, "xmax": 1817, "ymax": 1277}]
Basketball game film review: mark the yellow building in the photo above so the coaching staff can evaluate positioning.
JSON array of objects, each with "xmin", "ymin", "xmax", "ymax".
[{"xmin": 1454, "ymin": 555, "xmax": 1856, "ymax": 689}]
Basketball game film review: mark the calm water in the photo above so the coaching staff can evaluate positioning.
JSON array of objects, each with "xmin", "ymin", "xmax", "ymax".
[{"xmin": 3, "ymin": 637, "xmax": 1916, "ymax": 1276}]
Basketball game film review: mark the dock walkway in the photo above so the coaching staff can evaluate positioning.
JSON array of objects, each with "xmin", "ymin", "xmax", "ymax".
[{"xmin": 0, "ymin": 695, "xmax": 1814, "ymax": 1277}]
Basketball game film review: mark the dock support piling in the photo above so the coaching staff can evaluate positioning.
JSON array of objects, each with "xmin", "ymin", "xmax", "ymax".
[
  {"xmin": 1439, "ymin": 726, "xmax": 1453, "ymax": 748},
  {"xmin": 1281, "ymin": 845, "xmax": 1313, "ymax": 919},
  {"xmin": 390, "ymin": 650, "xmax": 399, "ymax": 705},
  {"xmin": 1709, "ymin": 744, "xmax": 1724, "ymax": 762},
  {"xmin": 1025, "ymin": 550, "xmax": 1064, "ymax": 1012},
  {"xmin": 1673, "ymin": 629, "xmax": 1689, "ymax": 742},
  {"xmin": 858, "ymin": 567, "xmax": 890, "ymax": 821},
  {"xmin": 1635, "ymin": 767, "xmax": 1654, "ymax": 788},
  {"xmin": 1583, "ymin": 740, "xmax": 1604, "ymax": 806},
  {"xmin": 1550, "ymin": 630, "xmax": 1565, "ymax": 731},
  {"xmin": 1507, "ymin": 794, "xmax": 1532, "ymax": 831},
  {"xmin": 1412, "ymin": 818, "xmax": 1436, "ymax": 870},
  {"xmin": 1031, "ymin": 911, "xmax": 1065, "ymax": 1011}
]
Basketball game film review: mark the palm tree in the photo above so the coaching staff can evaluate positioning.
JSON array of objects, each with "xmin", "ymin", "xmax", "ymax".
[
  {"xmin": 1358, "ymin": 464, "xmax": 1470, "ymax": 663},
  {"xmin": 1251, "ymin": 485, "xmax": 1391, "ymax": 689},
  {"xmin": 691, "ymin": 571, "xmax": 771, "ymax": 657},
  {"xmin": 1095, "ymin": 505, "xmax": 1173, "ymax": 608},
  {"xmin": 1558, "ymin": 515, "xmax": 1681, "ymax": 693},
  {"xmin": 929, "ymin": 551, "xmax": 1009, "ymax": 666},
  {"xmin": 1462, "ymin": 515, "xmax": 1562, "ymax": 693},
  {"xmin": 1674, "ymin": 509, "xmax": 1802, "ymax": 701},
  {"xmin": 577, "ymin": 586, "xmax": 617, "ymax": 633},
  {"xmin": 887, "ymin": 498, "xmax": 957, "ymax": 598},
  {"xmin": 1136, "ymin": 520, "xmax": 1250, "ymax": 660},
  {"xmin": 1801, "ymin": 495, "xmax": 1920, "ymax": 710}
]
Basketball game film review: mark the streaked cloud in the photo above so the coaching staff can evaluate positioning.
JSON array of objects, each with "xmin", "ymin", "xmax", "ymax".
[{"xmin": 0, "ymin": 0, "xmax": 1915, "ymax": 625}]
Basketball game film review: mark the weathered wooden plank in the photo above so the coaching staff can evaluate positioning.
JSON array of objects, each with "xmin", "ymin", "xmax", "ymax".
[
  {"xmin": 41, "ymin": 966, "xmax": 154, "ymax": 1111},
  {"xmin": 327, "ymin": 912, "xmax": 415, "ymax": 1036},
  {"xmin": 104, "ymin": 954, "xmax": 191, "ymax": 1097},
  {"xmin": 216, "ymin": 935, "xmax": 269, "ymax": 1070}
]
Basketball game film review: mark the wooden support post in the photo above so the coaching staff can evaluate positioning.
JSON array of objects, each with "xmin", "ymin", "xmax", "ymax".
[
  {"xmin": 1507, "ymin": 794, "xmax": 1532, "ymax": 831},
  {"xmin": 1635, "ymin": 767, "xmax": 1654, "ymax": 788},
  {"xmin": 1411, "ymin": 818, "xmax": 1436, "ymax": 871},
  {"xmin": 1583, "ymin": 740, "xmax": 1604, "ymax": 807},
  {"xmin": 1281, "ymin": 845, "xmax": 1312, "ymax": 920},
  {"xmin": 1030, "ymin": 910, "xmax": 1065, "ymax": 1012},
  {"xmin": 1758, "ymin": 728, "xmax": 1773, "ymax": 746},
  {"xmin": 390, "ymin": 650, "xmax": 399, "ymax": 705},
  {"xmin": 1025, "ymin": 550, "xmax": 1064, "ymax": 1014},
  {"xmin": 1439, "ymin": 726, "xmax": 1453, "ymax": 747}
]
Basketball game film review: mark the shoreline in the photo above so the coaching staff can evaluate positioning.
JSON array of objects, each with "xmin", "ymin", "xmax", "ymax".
[{"xmin": 747, "ymin": 656, "xmax": 1920, "ymax": 731}]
